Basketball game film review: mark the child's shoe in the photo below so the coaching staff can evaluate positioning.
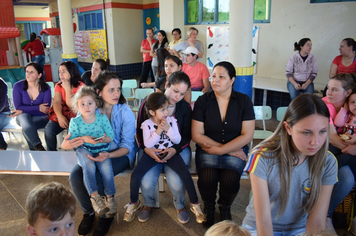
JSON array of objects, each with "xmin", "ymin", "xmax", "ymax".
[
  {"xmin": 123, "ymin": 200, "xmax": 142, "ymax": 222},
  {"xmin": 190, "ymin": 203, "xmax": 206, "ymax": 223},
  {"xmin": 90, "ymin": 195, "xmax": 109, "ymax": 215},
  {"xmin": 106, "ymin": 196, "xmax": 117, "ymax": 218}
]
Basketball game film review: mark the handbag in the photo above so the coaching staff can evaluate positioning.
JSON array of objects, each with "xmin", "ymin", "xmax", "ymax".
[{"xmin": 48, "ymin": 105, "xmax": 76, "ymax": 122}]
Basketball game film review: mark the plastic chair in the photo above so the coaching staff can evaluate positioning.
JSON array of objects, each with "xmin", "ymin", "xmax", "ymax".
[
  {"xmin": 191, "ymin": 91, "xmax": 203, "ymax": 102},
  {"xmin": 46, "ymin": 82, "xmax": 55, "ymax": 89},
  {"xmin": 251, "ymin": 106, "xmax": 273, "ymax": 147},
  {"xmin": 276, "ymin": 106, "xmax": 288, "ymax": 121},
  {"xmin": 132, "ymin": 88, "xmax": 154, "ymax": 113},
  {"xmin": 123, "ymin": 79, "xmax": 137, "ymax": 101},
  {"xmin": 7, "ymin": 88, "xmax": 14, "ymax": 110},
  {"xmin": 6, "ymin": 81, "xmax": 12, "ymax": 89}
]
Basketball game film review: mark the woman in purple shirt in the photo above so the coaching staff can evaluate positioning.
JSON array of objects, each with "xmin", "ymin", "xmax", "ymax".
[{"xmin": 11, "ymin": 63, "xmax": 51, "ymax": 150}]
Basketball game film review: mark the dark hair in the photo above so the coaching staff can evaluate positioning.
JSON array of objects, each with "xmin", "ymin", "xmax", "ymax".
[
  {"xmin": 213, "ymin": 61, "xmax": 236, "ymax": 80},
  {"xmin": 294, "ymin": 38, "xmax": 311, "ymax": 51},
  {"xmin": 167, "ymin": 71, "xmax": 191, "ymax": 89},
  {"xmin": 146, "ymin": 28, "xmax": 154, "ymax": 34},
  {"xmin": 153, "ymin": 30, "xmax": 168, "ymax": 51},
  {"xmin": 157, "ymin": 48, "xmax": 171, "ymax": 77},
  {"xmin": 165, "ymin": 55, "xmax": 182, "ymax": 68},
  {"xmin": 94, "ymin": 59, "xmax": 107, "ymax": 71},
  {"xmin": 24, "ymin": 62, "xmax": 49, "ymax": 92},
  {"xmin": 146, "ymin": 92, "xmax": 168, "ymax": 117},
  {"xmin": 59, "ymin": 61, "xmax": 83, "ymax": 88},
  {"xmin": 30, "ymin": 32, "xmax": 36, "ymax": 42},
  {"xmin": 93, "ymin": 71, "xmax": 126, "ymax": 105},
  {"xmin": 342, "ymin": 38, "xmax": 356, "ymax": 52},
  {"xmin": 172, "ymin": 28, "xmax": 181, "ymax": 38},
  {"xmin": 191, "ymin": 53, "xmax": 199, "ymax": 60}
]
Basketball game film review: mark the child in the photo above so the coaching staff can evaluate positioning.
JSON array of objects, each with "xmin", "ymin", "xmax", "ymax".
[
  {"xmin": 26, "ymin": 182, "xmax": 76, "ymax": 236},
  {"xmin": 243, "ymin": 94, "xmax": 337, "ymax": 235},
  {"xmin": 334, "ymin": 87, "xmax": 356, "ymax": 142},
  {"xmin": 205, "ymin": 220, "xmax": 251, "ymax": 236},
  {"xmin": 68, "ymin": 86, "xmax": 116, "ymax": 217},
  {"xmin": 124, "ymin": 92, "xmax": 206, "ymax": 223}
]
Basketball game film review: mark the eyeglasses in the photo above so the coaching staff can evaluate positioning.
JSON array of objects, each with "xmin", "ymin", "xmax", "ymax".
[{"xmin": 172, "ymin": 33, "xmax": 179, "ymax": 36}]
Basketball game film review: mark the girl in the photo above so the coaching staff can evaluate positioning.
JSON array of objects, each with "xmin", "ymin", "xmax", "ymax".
[
  {"xmin": 286, "ymin": 38, "xmax": 318, "ymax": 101},
  {"xmin": 23, "ymin": 32, "xmax": 45, "ymax": 70},
  {"xmin": 242, "ymin": 94, "xmax": 337, "ymax": 235},
  {"xmin": 68, "ymin": 86, "xmax": 115, "ymax": 217},
  {"xmin": 124, "ymin": 92, "xmax": 206, "ymax": 224}
]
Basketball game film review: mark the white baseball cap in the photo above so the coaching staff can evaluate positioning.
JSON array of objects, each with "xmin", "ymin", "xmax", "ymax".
[{"xmin": 182, "ymin": 46, "xmax": 198, "ymax": 55}]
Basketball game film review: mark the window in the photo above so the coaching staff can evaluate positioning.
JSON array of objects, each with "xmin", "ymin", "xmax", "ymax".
[
  {"xmin": 78, "ymin": 10, "xmax": 104, "ymax": 31},
  {"xmin": 185, "ymin": 0, "xmax": 271, "ymax": 25},
  {"xmin": 311, "ymin": 0, "xmax": 355, "ymax": 2},
  {"xmin": 15, "ymin": 21, "xmax": 48, "ymax": 45}
]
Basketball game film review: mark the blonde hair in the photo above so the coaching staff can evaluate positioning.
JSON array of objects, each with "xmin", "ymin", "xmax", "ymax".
[
  {"xmin": 26, "ymin": 182, "xmax": 76, "ymax": 226},
  {"xmin": 187, "ymin": 27, "xmax": 198, "ymax": 38},
  {"xmin": 204, "ymin": 221, "xmax": 250, "ymax": 236},
  {"xmin": 71, "ymin": 86, "xmax": 103, "ymax": 113},
  {"xmin": 250, "ymin": 94, "xmax": 330, "ymax": 216}
]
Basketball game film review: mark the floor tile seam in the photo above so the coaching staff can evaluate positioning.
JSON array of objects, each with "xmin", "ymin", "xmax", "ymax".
[{"xmin": 0, "ymin": 179, "xmax": 26, "ymax": 213}]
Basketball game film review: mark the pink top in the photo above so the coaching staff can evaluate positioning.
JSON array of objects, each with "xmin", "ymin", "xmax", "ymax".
[
  {"xmin": 332, "ymin": 55, "xmax": 356, "ymax": 74},
  {"xmin": 141, "ymin": 38, "xmax": 157, "ymax": 62},
  {"xmin": 322, "ymin": 96, "xmax": 337, "ymax": 125},
  {"xmin": 182, "ymin": 62, "xmax": 210, "ymax": 89},
  {"xmin": 334, "ymin": 107, "xmax": 356, "ymax": 134}
]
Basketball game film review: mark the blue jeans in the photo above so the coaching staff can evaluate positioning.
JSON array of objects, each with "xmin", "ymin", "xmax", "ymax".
[
  {"xmin": 0, "ymin": 111, "xmax": 11, "ymax": 148},
  {"xmin": 16, "ymin": 113, "xmax": 48, "ymax": 150},
  {"xmin": 287, "ymin": 81, "xmax": 314, "ymax": 101},
  {"xmin": 139, "ymin": 147, "xmax": 191, "ymax": 209},
  {"xmin": 76, "ymin": 147, "xmax": 116, "ymax": 196},
  {"xmin": 242, "ymin": 223, "xmax": 305, "ymax": 236},
  {"xmin": 69, "ymin": 156, "xmax": 130, "ymax": 214},
  {"xmin": 44, "ymin": 120, "xmax": 65, "ymax": 151},
  {"xmin": 32, "ymin": 55, "xmax": 45, "ymax": 79}
]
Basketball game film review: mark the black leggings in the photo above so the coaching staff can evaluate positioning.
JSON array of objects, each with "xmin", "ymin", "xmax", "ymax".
[
  {"xmin": 139, "ymin": 61, "xmax": 154, "ymax": 87},
  {"xmin": 198, "ymin": 167, "xmax": 241, "ymax": 205}
]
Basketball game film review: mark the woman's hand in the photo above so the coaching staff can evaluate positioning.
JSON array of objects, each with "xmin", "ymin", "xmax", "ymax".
[
  {"xmin": 294, "ymin": 83, "xmax": 301, "ymax": 90},
  {"xmin": 228, "ymin": 149, "xmax": 248, "ymax": 161},
  {"xmin": 88, "ymin": 152, "xmax": 110, "ymax": 162},
  {"xmin": 9, "ymin": 110, "xmax": 22, "ymax": 117},
  {"xmin": 39, "ymin": 103, "xmax": 49, "ymax": 114},
  {"xmin": 61, "ymin": 79, "xmax": 71, "ymax": 92},
  {"xmin": 141, "ymin": 82, "xmax": 147, "ymax": 88},
  {"xmin": 61, "ymin": 132, "xmax": 84, "ymax": 149},
  {"xmin": 57, "ymin": 115, "xmax": 69, "ymax": 129},
  {"xmin": 201, "ymin": 142, "xmax": 223, "ymax": 155},
  {"xmin": 160, "ymin": 147, "xmax": 177, "ymax": 162},
  {"xmin": 144, "ymin": 147, "xmax": 164, "ymax": 163}
]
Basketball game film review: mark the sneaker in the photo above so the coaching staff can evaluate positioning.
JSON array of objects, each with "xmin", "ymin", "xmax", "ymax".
[
  {"xmin": 351, "ymin": 216, "xmax": 356, "ymax": 235},
  {"xmin": 177, "ymin": 208, "xmax": 190, "ymax": 224},
  {"xmin": 78, "ymin": 213, "xmax": 95, "ymax": 235},
  {"xmin": 326, "ymin": 217, "xmax": 336, "ymax": 234},
  {"xmin": 92, "ymin": 217, "xmax": 114, "ymax": 236},
  {"xmin": 190, "ymin": 203, "xmax": 206, "ymax": 224},
  {"xmin": 123, "ymin": 200, "xmax": 142, "ymax": 222},
  {"xmin": 105, "ymin": 197, "xmax": 117, "ymax": 218},
  {"xmin": 90, "ymin": 195, "xmax": 109, "ymax": 216},
  {"xmin": 138, "ymin": 206, "xmax": 151, "ymax": 223}
]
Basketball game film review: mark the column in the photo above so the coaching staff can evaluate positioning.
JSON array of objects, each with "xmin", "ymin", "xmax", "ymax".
[
  {"xmin": 159, "ymin": 0, "xmax": 184, "ymax": 42},
  {"xmin": 228, "ymin": 0, "xmax": 254, "ymax": 98}
]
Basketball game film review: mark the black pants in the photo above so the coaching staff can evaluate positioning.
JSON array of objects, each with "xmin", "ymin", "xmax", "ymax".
[{"xmin": 139, "ymin": 61, "xmax": 153, "ymax": 87}]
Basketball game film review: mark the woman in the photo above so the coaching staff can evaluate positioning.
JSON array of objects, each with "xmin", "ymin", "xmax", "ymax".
[
  {"xmin": 136, "ymin": 71, "xmax": 193, "ymax": 224},
  {"xmin": 82, "ymin": 59, "xmax": 107, "ymax": 86},
  {"xmin": 23, "ymin": 32, "xmax": 45, "ymax": 70},
  {"xmin": 63, "ymin": 71, "xmax": 137, "ymax": 236},
  {"xmin": 150, "ymin": 30, "xmax": 168, "ymax": 82},
  {"xmin": 286, "ymin": 38, "xmax": 318, "ymax": 100},
  {"xmin": 174, "ymin": 27, "xmax": 204, "ymax": 62},
  {"xmin": 191, "ymin": 61, "xmax": 255, "ymax": 227},
  {"xmin": 11, "ymin": 63, "xmax": 51, "ymax": 151},
  {"xmin": 139, "ymin": 28, "xmax": 157, "ymax": 88},
  {"xmin": 44, "ymin": 61, "xmax": 84, "ymax": 151},
  {"xmin": 0, "ymin": 78, "xmax": 11, "ymax": 150},
  {"xmin": 243, "ymin": 94, "xmax": 337, "ymax": 235},
  {"xmin": 168, "ymin": 28, "xmax": 182, "ymax": 55},
  {"xmin": 330, "ymin": 38, "xmax": 356, "ymax": 78}
]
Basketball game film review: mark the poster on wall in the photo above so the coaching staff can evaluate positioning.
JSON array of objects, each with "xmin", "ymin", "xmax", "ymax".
[
  {"xmin": 74, "ymin": 30, "xmax": 107, "ymax": 61},
  {"xmin": 143, "ymin": 8, "xmax": 160, "ymax": 38},
  {"xmin": 74, "ymin": 31, "xmax": 90, "ymax": 58},
  {"xmin": 206, "ymin": 26, "xmax": 259, "ymax": 73}
]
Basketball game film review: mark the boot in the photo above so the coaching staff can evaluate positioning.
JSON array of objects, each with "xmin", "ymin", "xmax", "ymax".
[
  {"xmin": 202, "ymin": 201, "xmax": 215, "ymax": 228},
  {"xmin": 219, "ymin": 204, "xmax": 232, "ymax": 221},
  {"xmin": 218, "ymin": 191, "xmax": 237, "ymax": 222},
  {"xmin": 34, "ymin": 143, "xmax": 46, "ymax": 151}
]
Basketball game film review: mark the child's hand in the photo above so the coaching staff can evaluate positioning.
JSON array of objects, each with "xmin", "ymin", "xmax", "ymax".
[
  {"xmin": 160, "ymin": 119, "xmax": 170, "ymax": 132},
  {"xmin": 342, "ymin": 134, "xmax": 356, "ymax": 145},
  {"xmin": 97, "ymin": 133, "xmax": 111, "ymax": 144},
  {"xmin": 82, "ymin": 135, "xmax": 96, "ymax": 144}
]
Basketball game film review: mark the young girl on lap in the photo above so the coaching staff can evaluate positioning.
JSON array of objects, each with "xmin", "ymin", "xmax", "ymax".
[
  {"xmin": 124, "ymin": 92, "xmax": 206, "ymax": 224},
  {"xmin": 68, "ymin": 86, "xmax": 116, "ymax": 217}
]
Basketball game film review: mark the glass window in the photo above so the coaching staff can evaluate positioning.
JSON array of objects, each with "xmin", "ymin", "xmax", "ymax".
[
  {"xmin": 187, "ymin": 0, "xmax": 199, "ymax": 24},
  {"xmin": 78, "ymin": 10, "xmax": 104, "ymax": 31},
  {"xmin": 218, "ymin": 0, "xmax": 229, "ymax": 22},
  {"xmin": 202, "ymin": 0, "xmax": 215, "ymax": 22},
  {"xmin": 254, "ymin": 0, "xmax": 270, "ymax": 23}
]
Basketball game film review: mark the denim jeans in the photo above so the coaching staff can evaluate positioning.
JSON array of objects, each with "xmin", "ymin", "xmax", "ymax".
[
  {"xmin": 44, "ymin": 120, "xmax": 65, "ymax": 151},
  {"xmin": 242, "ymin": 223, "xmax": 305, "ymax": 236},
  {"xmin": 76, "ymin": 147, "xmax": 116, "ymax": 196},
  {"xmin": 32, "ymin": 55, "xmax": 45, "ymax": 79},
  {"xmin": 287, "ymin": 81, "xmax": 314, "ymax": 101},
  {"xmin": 16, "ymin": 113, "xmax": 48, "ymax": 150},
  {"xmin": 0, "ymin": 112, "xmax": 11, "ymax": 148},
  {"xmin": 69, "ymin": 156, "xmax": 130, "ymax": 214},
  {"xmin": 139, "ymin": 147, "xmax": 192, "ymax": 209}
]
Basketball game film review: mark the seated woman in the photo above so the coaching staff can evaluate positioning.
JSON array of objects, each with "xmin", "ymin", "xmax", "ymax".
[
  {"xmin": 44, "ymin": 61, "xmax": 84, "ymax": 151},
  {"xmin": 191, "ymin": 61, "xmax": 255, "ymax": 227},
  {"xmin": 82, "ymin": 59, "xmax": 107, "ymax": 86},
  {"xmin": 0, "ymin": 78, "xmax": 12, "ymax": 150},
  {"xmin": 243, "ymin": 94, "xmax": 337, "ymax": 235},
  {"xmin": 11, "ymin": 63, "xmax": 51, "ymax": 150}
]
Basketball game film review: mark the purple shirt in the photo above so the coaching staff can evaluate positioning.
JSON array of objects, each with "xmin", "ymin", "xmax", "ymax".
[{"xmin": 13, "ymin": 80, "xmax": 51, "ymax": 116}]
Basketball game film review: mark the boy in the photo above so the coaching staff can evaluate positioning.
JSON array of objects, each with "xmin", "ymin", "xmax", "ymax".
[{"xmin": 26, "ymin": 182, "xmax": 76, "ymax": 236}]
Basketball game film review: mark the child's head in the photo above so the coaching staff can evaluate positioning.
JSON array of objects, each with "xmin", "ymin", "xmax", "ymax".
[
  {"xmin": 204, "ymin": 220, "xmax": 251, "ymax": 236},
  {"xmin": 146, "ymin": 92, "xmax": 168, "ymax": 120},
  {"xmin": 26, "ymin": 182, "xmax": 76, "ymax": 236},
  {"xmin": 71, "ymin": 86, "xmax": 103, "ymax": 114},
  {"xmin": 347, "ymin": 87, "xmax": 356, "ymax": 116}
]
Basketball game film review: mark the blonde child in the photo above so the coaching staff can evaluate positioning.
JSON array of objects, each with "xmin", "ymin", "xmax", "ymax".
[
  {"xmin": 124, "ymin": 92, "xmax": 206, "ymax": 223},
  {"xmin": 26, "ymin": 182, "xmax": 76, "ymax": 236},
  {"xmin": 68, "ymin": 86, "xmax": 115, "ymax": 217},
  {"xmin": 205, "ymin": 220, "xmax": 251, "ymax": 236}
]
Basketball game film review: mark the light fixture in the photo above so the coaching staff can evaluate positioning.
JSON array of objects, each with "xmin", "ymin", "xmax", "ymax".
[{"xmin": 42, "ymin": 6, "xmax": 49, "ymax": 10}]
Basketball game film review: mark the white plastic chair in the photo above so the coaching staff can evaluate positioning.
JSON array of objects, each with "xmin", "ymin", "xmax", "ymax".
[
  {"xmin": 276, "ymin": 106, "xmax": 288, "ymax": 121},
  {"xmin": 251, "ymin": 106, "xmax": 273, "ymax": 147},
  {"xmin": 191, "ymin": 91, "xmax": 203, "ymax": 102},
  {"xmin": 132, "ymin": 88, "xmax": 154, "ymax": 113},
  {"xmin": 123, "ymin": 79, "xmax": 137, "ymax": 101}
]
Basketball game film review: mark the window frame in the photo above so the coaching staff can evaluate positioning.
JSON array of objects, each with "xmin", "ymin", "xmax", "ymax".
[
  {"xmin": 253, "ymin": 0, "xmax": 271, "ymax": 23},
  {"xmin": 78, "ymin": 10, "xmax": 104, "ymax": 31},
  {"xmin": 311, "ymin": 0, "xmax": 356, "ymax": 2}
]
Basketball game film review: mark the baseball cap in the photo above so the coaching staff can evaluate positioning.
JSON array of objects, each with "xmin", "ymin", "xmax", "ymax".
[{"xmin": 182, "ymin": 46, "xmax": 198, "ymax": 55}]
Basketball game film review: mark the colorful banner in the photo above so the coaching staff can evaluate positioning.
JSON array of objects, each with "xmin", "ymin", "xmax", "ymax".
[{"xmin": 74, "ymin": 30, "xmax": 107, "ymax": 61}]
